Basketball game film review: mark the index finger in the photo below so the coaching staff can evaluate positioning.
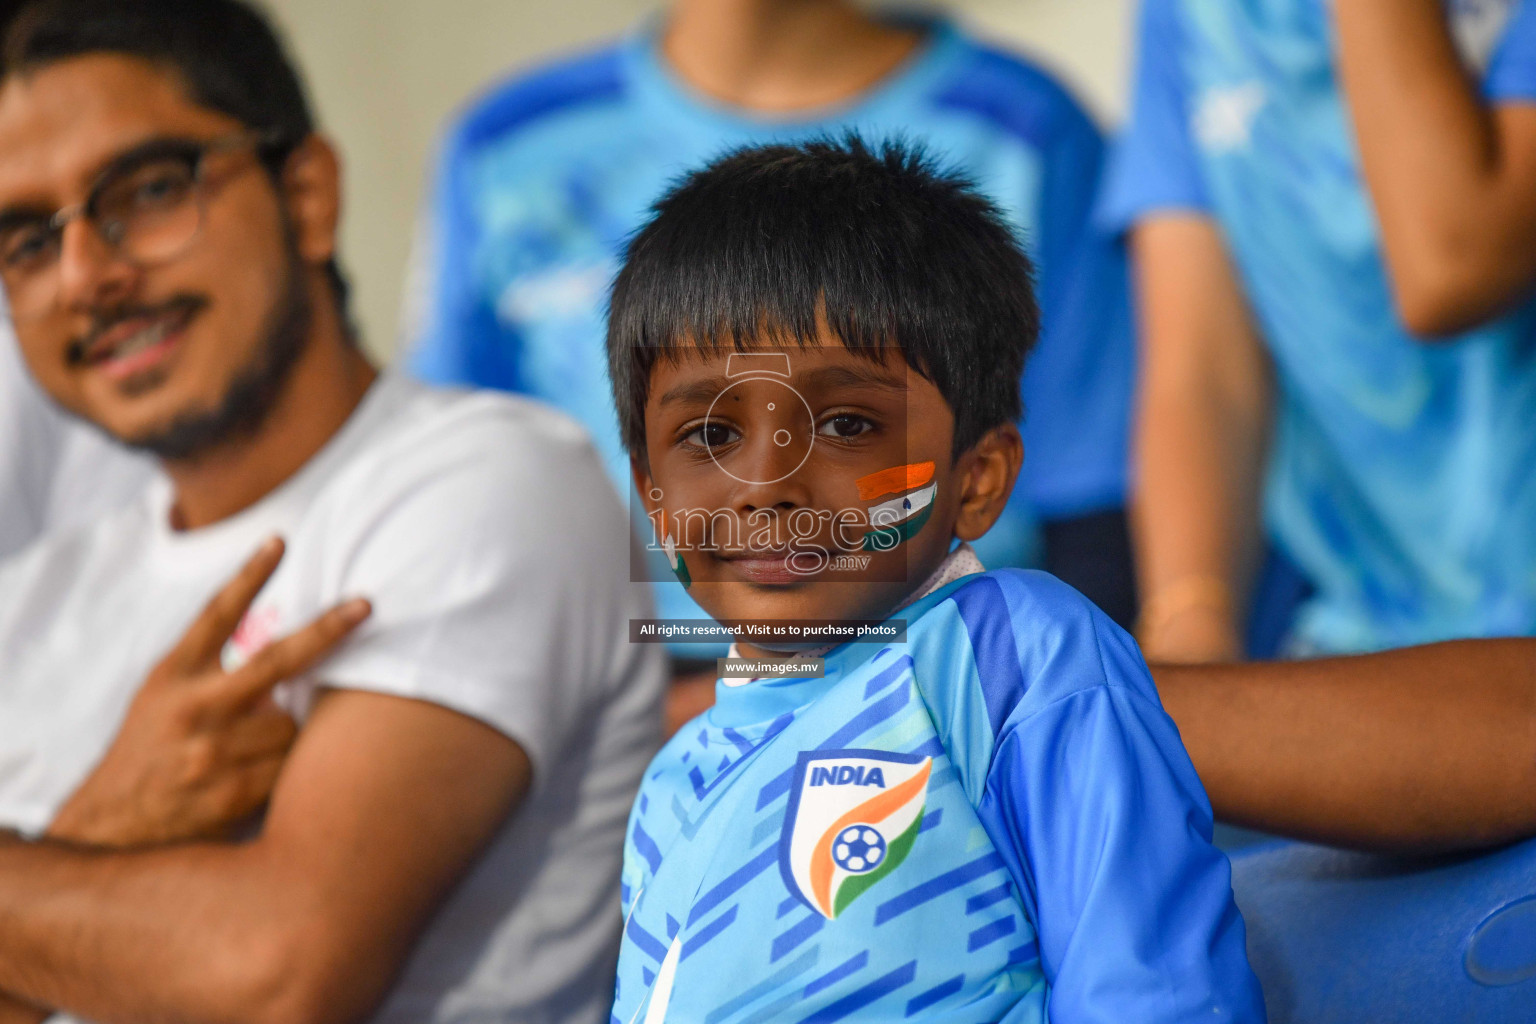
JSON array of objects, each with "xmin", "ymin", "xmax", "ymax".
[
  {"xmin": 168, "ymin": 536, "xmax": 286, "ymax": 672},
  {"xmin": 213, "ymin": 597, "xmax": 372, "ymax": 711}
]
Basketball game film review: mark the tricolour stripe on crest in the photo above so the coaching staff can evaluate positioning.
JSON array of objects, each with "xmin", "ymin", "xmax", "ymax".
[{"xmin": 809, "ymin": 760, "xmax": 932, "ymax": 915}]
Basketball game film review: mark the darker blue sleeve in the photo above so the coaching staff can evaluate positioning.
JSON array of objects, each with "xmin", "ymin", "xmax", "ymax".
[
  {"xmin": 1019, "ymin": 99, "xmax": 1134, "ymax": 520},
  {"xmin": 403, "ymin": 124, "xmax": 524, "ymax": 392},
  {"xmin": 972, "ymin": 579, "xmax": 1264, "ymax": 1023},
  {"xmin": 1486, "ymin": 0, "xmax": 1536, "ymax": 101},
  {"xmin": 1097, "ymin": 0, "xmax": 1210, "ymax": 231}
]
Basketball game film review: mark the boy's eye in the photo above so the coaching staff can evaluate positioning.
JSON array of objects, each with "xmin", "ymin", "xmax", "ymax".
[
  {"xmin": 817, "ymin": 414, "xmax": 874, "ymax": 439},
  {"xmin": 684, "ymin": 422, "xmax": 740, "ymax": 449}
]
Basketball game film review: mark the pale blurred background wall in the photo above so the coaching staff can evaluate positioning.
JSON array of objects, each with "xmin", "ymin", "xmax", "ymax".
[{"xmin": 259, "ymin": 0, "xmax": 1133, "ymax": 360}]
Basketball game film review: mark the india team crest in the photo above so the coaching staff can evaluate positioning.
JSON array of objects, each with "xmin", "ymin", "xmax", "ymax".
[{"xmin": 779, "ymin": 749, "xmax": 932, "ymax": 919}]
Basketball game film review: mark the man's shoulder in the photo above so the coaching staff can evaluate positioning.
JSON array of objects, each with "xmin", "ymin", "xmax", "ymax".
[
  {"xmin": 269, "ymin": 378, "xmax": 655, "ymax": 752},
  {"xmin": 381, "ymin": 376, "xmax": 595, "ymax": 453},
  {"xmin": 446, "ymin": 40, "xmax": 630, "ymax": 157},
  {"xmin": 318, "ymin": 377, "xmax": 619, "ymax": 533},
  {"xmin": 928, "ymin": 25, "xmax": 1102, "ymax": 149}
]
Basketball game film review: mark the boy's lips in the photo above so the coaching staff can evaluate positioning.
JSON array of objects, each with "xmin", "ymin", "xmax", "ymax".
[{"xmin": 717, "ymin": 547, "xmax": 819, "ymax": 585}]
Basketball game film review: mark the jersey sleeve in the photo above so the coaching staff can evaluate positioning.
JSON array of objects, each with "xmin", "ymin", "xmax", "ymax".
[
  {"xmin": 956, "ymin": 573, "xmax": 1264, "ymax": 1023},
  {"xmin": 401, "ymin": 124, "xmax": 524, "ymax": 391},
  {"xmin": 1018, "ymin": 99, "xmax": 1133, "ymax": 521},
  {"xmin": 1096, "ymin": 0, "xmax": 1211, "ymax": 232},
  {"xmin": 1486, "ymin": 0, "xmax": 1536, "ymax": 102}
]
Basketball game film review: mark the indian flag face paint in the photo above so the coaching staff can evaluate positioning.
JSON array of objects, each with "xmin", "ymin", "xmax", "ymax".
[
  {"xmin": 856, "ymin": 461, "xmax": 937, "ymax": 552},
  {"xmin": 657, "ymin": 510, "xmax": 692, "ymax": 589}
]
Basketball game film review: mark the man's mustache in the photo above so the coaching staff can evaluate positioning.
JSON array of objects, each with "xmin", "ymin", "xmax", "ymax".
[{"xmin": 65, "ymin": 295, "xmax": 210, "ymax": 365}]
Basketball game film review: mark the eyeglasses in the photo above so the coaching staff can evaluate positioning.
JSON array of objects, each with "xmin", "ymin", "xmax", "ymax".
[{"xmin": 0, "ymin": 129, "xmax": 285, "ymax": 322}]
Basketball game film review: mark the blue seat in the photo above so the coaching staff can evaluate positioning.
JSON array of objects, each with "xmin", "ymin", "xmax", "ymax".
[{"xmin": 1230, "ymin": 837, "xmax": 1536, "ymax": 1023}]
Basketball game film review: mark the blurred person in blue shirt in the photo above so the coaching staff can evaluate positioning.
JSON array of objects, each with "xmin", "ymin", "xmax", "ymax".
[
  {"xmin": 1103, "ymin": 0, "xmax": 1536, "ymax": 661},
  {"xmin": 403, "ymin": 0, "xmax": 1138, "ymax": 658}
]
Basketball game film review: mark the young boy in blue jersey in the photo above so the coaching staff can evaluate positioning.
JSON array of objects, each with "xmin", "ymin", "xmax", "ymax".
[
  {"xmin": 406, "ymin": 0, "xmax": 1140, "ymax": 698},
  {"xmin": 604, "ymin": 137, "xmax": 1263, "ymax": 1023}
]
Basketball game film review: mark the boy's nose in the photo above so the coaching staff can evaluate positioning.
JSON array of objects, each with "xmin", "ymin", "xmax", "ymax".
[
  {"xmin": 730, "ymin": 446, "xmax": 814, "ymax": 513},
  {"xmin": 728, "ymin": 425, "xmax": 812, "ymax": 490}
]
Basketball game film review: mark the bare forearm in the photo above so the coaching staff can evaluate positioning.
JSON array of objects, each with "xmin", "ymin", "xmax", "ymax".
[
  {"xmin": 1131, "ymin": 218, "xmax": 1272, "ymax": 660},
  {"xmin": 1156, "ymin": 638, "xmax": 1536, "ymax": 852},
  {"xmin": 1134, "ymin": 369, "xmax": 1267, "ymax": 609},
  {"xmin": 0, "ymin": 692, "xmax": 529, "ymax": 1024},
  {"xmin": 0, "ymin": 834, "xmax": 290, "ymax": 1024},
  {"xmin": 1336, "ymin": 0, "xmax": 1536, "ymax": 333},
  {"xmin": 0, "ymin": 835, "xmax": 52, "ymax": 1024},
  {"xmin": 0, "ymin": 995, "xmax": 47, "ymax": 1024}
]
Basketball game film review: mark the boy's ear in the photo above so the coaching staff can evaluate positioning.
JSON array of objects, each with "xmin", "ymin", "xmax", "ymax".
[
  {"xmin": 952, "ymin": 423, "xmax": 1023, "ymax": 543},
  {"xmin": 632, "ymin": 455, "xmax": 659, "ymax": 516}
]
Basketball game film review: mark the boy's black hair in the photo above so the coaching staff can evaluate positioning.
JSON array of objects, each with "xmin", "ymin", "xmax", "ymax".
[
  {"xmin": 0, "ymin": 0, "xmax": 356, "ymax": 336},
  {"xmin": 607, "ymin": 135, "xmax": 1039, "ymax": 461}
]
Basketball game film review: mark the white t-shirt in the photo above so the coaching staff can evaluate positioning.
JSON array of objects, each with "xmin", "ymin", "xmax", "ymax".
[
  {"xmin": 0, "ymin": 326, "xmax": 153, "ymax": 558},
  {"xmin": 0, "ymin": 373, "xmax": 666, "ymax": 1024}
]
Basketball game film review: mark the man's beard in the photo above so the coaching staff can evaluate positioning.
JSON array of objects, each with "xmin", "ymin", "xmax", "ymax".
[{"xmin": 122, "ymin": 252, "xmax": 313, "ymax": 462}]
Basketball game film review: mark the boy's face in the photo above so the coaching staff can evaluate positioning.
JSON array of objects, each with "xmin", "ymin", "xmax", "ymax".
[{"xmin": 635, "ymin": 332, "xmax": 1021, "ymax": 640}]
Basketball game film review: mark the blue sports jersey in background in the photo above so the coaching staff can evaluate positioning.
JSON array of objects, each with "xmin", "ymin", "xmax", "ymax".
[
  {"xmin": 615, "ymin": 569, "xmax": 1262, "ymax": 1023},
  {"xmin": 1100, "ymin": 0, "xmax": 1536, "ymax": 654},
  {"xmin": 406, "ymin": 18, "xmax": 1134, "ymax": 639}
]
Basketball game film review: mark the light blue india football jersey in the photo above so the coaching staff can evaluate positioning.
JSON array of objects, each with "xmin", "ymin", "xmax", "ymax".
[
  {"xmin": 406, "ymin": 18, "xmax": 1134, "ymax": 640},
  {"xmin": 615, "ymin": 569, "xmax": 1262, "ymax": 1024},
  {"xmin": 1101, "ymin": 0, "xmax": 1536, "ymax": 653}
]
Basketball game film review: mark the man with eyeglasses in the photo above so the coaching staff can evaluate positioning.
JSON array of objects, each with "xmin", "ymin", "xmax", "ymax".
[{"xmin": 0, "ymin": 2, "xmax": 663, "ymax": 1023}]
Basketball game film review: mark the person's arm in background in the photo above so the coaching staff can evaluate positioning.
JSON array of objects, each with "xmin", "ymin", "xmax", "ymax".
[
  {"xmin": 1335, "ymin": 0, "xmax": 1536, "ymax": 336},
  {"xmin": 1095, "ymin": 0, "xmax": 1274, "ymax": 661},
  {"xmin": 1156, "ymin": 638, "xmax": 1536, "ymax": 854},
  {"xmin": 1131, "ymin": 217, "xmax": 1272, "ymax": 662}
]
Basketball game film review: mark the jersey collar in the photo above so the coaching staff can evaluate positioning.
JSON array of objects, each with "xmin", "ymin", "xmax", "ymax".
[{"xmin": 706, "ymin": 546, "xmax": 985, "ymax": 729}]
